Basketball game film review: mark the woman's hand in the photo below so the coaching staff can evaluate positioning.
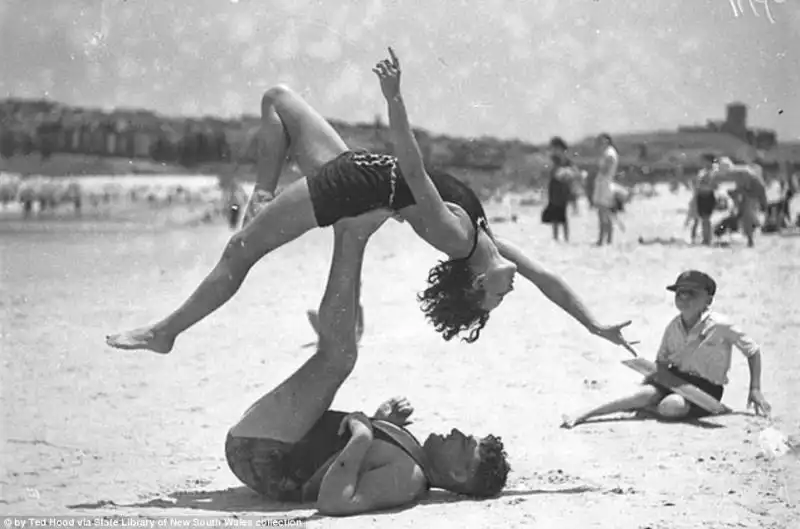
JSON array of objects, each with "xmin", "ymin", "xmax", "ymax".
[
  {"xmin": 592, "ymin": 320, "xmax": 639, "ymax": 357},
  {"xmin": 373, "ymin": 47, "xmax": 402, "ymax": 101}
]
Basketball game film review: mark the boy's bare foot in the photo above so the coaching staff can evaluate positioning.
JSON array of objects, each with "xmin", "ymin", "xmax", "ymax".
[
  {"xmin": 560, "ymin": 414, "xmax": 581, "ymax": 429},
  {"xmin": 105, "ymin": 327, "xmax": 175, "ymax": 354}
]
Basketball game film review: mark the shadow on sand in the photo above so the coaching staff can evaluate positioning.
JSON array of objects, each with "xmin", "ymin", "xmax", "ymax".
[
  {"xmin": 68, "ymin": 484, "xmax": 598, "ymax": 521},
  {"xmin": 571, "ymin": 409, "xmax": 765, "ymax": 430}
]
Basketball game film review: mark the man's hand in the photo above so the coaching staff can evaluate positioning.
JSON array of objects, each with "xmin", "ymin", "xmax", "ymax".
[
  {"xmin": 374, "ymin": 396, "xmax": 414, "ymax": 427},
  {"xmin": 592, "ymin": 320, "xmax": 639, "ymax": 357},
  {"xmin": 333, "ymin": 209, "xmax": 393, "ymax": 241},
  {"xmin": 338, "ymin": 412, "xmax": 374, "ymax": 437},
  {"xmin": 747, "ymin": 389, "xmax": 772, "ymax": 418},
  {"xmin": 373, "ymin": 47, "xmax": 402, "ymax": 101}
]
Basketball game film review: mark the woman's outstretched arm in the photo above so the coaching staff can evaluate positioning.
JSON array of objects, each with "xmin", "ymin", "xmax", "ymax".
[
  {"xmin": 373, "ymin": 48, "xmax": 467, "ymax": 252},
  {"xmin": 493, "ymin": 236, "xmax": 637, "ymax": 354}
]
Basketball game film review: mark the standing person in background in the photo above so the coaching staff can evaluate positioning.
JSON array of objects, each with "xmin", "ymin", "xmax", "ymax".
[
  {"xmin": 222, "ymin": 175, "xmax": 248, "ymax": 230},
  {"xmin": 715, "ymin": 156, "xmax": 767, "ymax": 248},
  {"xmin": 779, "ymin": 167, "xmax": 797, "ymax": 227},
  {"xmin": 571, "ymin": 170, "xmax": 587, "ymax": 214},
  {"xmin": 541, "ymin": 137, "xmax": 577, "ymax": 242},
  {"xmin": 690, "ymin": 154, "xmax": 719, "ymax": 245},
  {"xmin": 592, "ymin": 133, "xmax": 620, "ymax": 246}
]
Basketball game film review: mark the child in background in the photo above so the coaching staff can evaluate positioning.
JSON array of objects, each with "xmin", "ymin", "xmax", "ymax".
[{"xmin": 562, "ymin": 270, "xmax": 771, "ymax": 428}]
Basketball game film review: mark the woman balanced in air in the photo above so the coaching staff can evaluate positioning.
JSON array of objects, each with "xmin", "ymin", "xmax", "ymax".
[{"xmin": 107, "ymin": 48, "xmax": 634, "ymax": 354}]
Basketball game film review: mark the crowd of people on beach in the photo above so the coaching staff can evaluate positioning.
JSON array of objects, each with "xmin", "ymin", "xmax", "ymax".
[
  {"xmin": 96, "ymin": 49, "xmax": 786, "ymax": 517},
  {"xmin": 539, "ymin": 133, "xmax": 631, "ymax": 245},
  {"xmin": 682, "ymin": 155, "xmax": 798, "ymax": 247},
  {"xmin": 539, "ymin": 135, "xmax": 799, "ymax": 249},
  {"xmin": 0, "ymin": 170, "xmax": 230, "ymax": 220}
]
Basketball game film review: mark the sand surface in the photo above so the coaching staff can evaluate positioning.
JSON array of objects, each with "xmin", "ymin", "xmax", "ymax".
[{"xmin": 2, "ymin": 184, "xmax": 799, "ymax": 528}]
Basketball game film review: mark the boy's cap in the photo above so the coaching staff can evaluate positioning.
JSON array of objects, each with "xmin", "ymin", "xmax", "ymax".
[{"xmin": 666, "ymin": 270, "xmax": 717, "ymax": 296}]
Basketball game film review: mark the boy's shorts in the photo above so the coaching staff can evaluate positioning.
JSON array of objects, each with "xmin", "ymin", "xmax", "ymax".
[{"xmin": 644, "ymin": 366, "xmax": 724, "ymax": 418}]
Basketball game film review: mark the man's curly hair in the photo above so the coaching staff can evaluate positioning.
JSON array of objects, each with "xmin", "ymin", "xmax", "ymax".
[
  {"xmin": 465, "ymin": 434, "xmax": 511, "ymax": 498},
  {"xmin": 417, "ymin": 258, "xmax": 490, "ymax": 343}
]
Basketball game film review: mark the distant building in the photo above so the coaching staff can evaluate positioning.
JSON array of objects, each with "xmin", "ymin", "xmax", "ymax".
[{"xmin": 678, "ymin": 102, "xmax": 777, "ymax": 150}]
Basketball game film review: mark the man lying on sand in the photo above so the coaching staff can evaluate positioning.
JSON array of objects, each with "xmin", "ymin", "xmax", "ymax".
[
  {"xmin": 225, "ymin": 210, "xmax": 509, "ymax": 516},
  {"xmin": 562, "ymin": 270, "xmax": 771, "ymax": 428}
]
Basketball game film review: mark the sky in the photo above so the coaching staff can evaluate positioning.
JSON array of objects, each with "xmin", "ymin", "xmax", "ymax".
[{"xmin": 1, "ymin": 0, "xmax": 798, "ymax": 144}]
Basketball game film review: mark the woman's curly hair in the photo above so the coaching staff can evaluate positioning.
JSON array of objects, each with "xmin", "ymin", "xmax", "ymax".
[{"xmin": 417, "ymin": 258, "xmax": 490, "ymax": 343}]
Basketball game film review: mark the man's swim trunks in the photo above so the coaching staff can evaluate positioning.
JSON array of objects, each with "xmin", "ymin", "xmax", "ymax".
[{"xmin": 225, "ymin": 410, "xmax": 431, "ymax": 502}]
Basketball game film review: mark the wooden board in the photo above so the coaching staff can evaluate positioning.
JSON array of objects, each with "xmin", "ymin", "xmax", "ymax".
[{"xmin": 622, "ymin": 358, "xmax": 731, "ymax": 415}]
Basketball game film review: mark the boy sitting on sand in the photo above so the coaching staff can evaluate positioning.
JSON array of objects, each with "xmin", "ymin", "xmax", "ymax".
[{"xmin": 562, "ymin": 270, "xmax": 771, "ymax": 428}]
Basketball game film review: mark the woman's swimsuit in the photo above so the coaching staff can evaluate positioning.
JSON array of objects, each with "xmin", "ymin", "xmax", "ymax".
[
  {"xmin": 225, "ymin": 410, "xmax": 431, "ymax": 502},
  {"xmin": 306, "ymin": 151, "xmax": 490, "ymax": 257},
  {"xmin": 696, "ymin": 191, "xmax": 716, "ymax": 218}
]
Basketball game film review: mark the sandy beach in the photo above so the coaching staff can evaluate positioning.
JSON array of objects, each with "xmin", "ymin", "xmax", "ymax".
[{"xmin": 2, "ymin": 183, "xmax": 798, "ymax": 528}]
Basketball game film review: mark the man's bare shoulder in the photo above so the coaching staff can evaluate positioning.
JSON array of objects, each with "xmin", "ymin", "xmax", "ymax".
[{"xmin": 374, "ymin": 439, "xmax": 428, "ymax": 494}]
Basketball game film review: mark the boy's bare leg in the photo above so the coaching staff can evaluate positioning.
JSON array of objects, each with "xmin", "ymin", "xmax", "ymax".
[
  {"xmin": 230, "ymin": 211, "xmax": 389, "ymax": 440},
  {"xmin": 561, "ymin": 385, "xmax": 666, "ymax": 429}
]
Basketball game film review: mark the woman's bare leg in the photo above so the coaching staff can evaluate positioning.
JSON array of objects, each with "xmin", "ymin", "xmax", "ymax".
[
  {"xmin": 561, "ymin": 385, "xmax": 666, "ymax": 429},
  {"xmin": 105, "ymin": 86, "xmax": 349, "ymax": 354},
  {"xmin": 701, "ymin": 217, "xmax": 712, "ymax": 245},
  {"xmin": 106, "ymin": 181, "xmax": 319, "ymax": 353},
  {"xmin": 604, "ymin": 209, "xmax": 614, "ymax": 244},
  {"xmin": 243, "ymin": 85, "xmax": 349, "ymax": 224},
  {"xmin": 596, "ymin": 207, "xmax": 608, "ymax": 246}
]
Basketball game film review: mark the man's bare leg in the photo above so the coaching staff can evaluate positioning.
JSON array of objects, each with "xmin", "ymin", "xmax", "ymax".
[
  {"xmin": 307, "ymin": 290, "xmax": 364, "ymax": 343},
  {"xmin": 105, "ymin": 86, "xmax": 349, "ymax": 354},
  {"xmin": 230, "ymin": 212, "xmax": 388, "ymax": 440}
]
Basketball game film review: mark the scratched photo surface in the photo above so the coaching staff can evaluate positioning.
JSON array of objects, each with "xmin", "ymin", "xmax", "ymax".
[{"xmin": 1, "ymin": 1, "xmax": 798, "ymax": 528}]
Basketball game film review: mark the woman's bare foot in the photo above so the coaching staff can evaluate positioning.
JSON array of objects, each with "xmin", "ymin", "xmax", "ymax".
[
  {"xmin": 242, "ymin": 189, "xmax": 275, "ymax": 227},
  {"xmin": 105, "ymin": 327, "xmax": 175, "ymax": 354}
]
